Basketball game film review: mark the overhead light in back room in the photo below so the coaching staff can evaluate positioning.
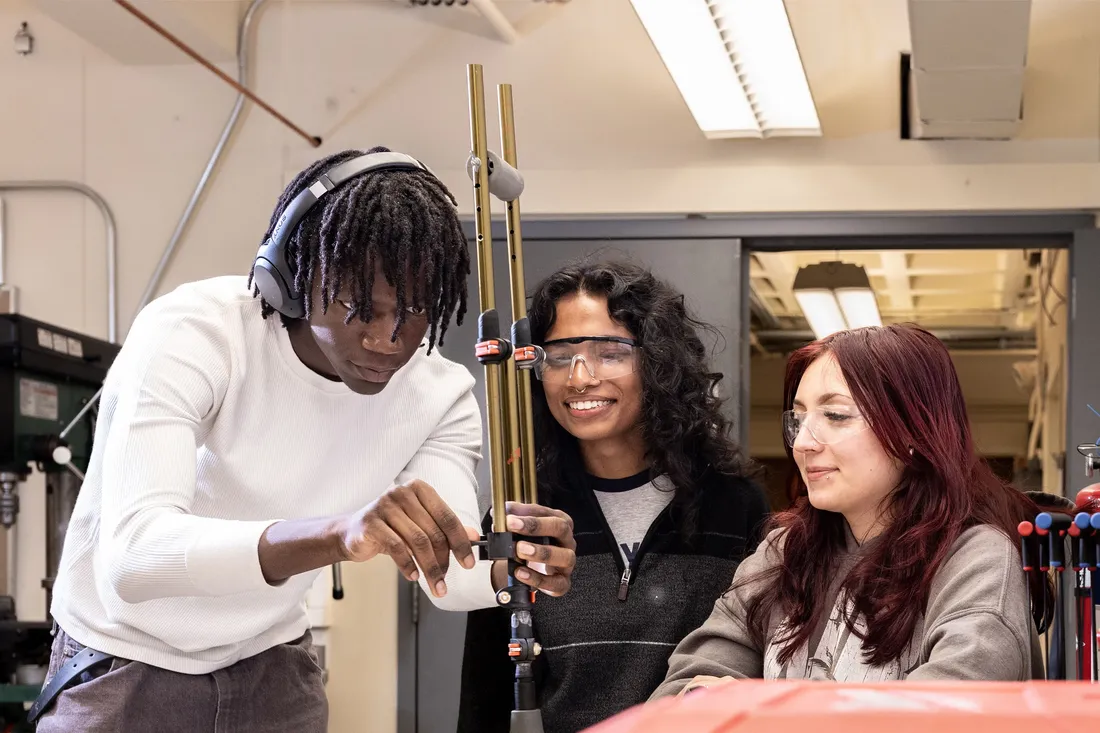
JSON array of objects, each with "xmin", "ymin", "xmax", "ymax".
[
  {"xmin": 792, "ymin": 262, "xmax": 883, "ymax": 340},
  {"xmin": 628, "ymin": 0, "xmax": 821, "ymax": 139}
]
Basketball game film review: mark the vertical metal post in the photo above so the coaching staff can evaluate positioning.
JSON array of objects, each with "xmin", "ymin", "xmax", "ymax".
[
  {"xmin": 467, "ymin": 63, "xmax": 544, "ymax": 733},
  {"xmin": 499, "ymin": 84, "xmax": 538, "ymax": 506},
  {"xmin": 468, "ymin": 64, "xmax": 510, "ymax": 534}
]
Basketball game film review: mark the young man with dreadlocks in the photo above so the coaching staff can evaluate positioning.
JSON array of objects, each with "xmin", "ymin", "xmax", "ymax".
[{"xmin": 33, "ymin": 147, "xmax": 577, "ymax": 732}]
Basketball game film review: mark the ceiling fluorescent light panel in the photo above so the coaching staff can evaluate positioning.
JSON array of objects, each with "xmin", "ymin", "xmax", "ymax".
[
  {"xmin": 629, "ymin": 0, "xmax": 821, "ymax": 139},
  {"xmin": 792, "ymin": 262, "xmax": 883, "ymax": 340},
  {"xmin": 834, "ymin": 288, "xmax": 882, "ymax": 329},
  {"xmin": 793, "ymin": 289, "xmax": 849, "ymax": 339}
]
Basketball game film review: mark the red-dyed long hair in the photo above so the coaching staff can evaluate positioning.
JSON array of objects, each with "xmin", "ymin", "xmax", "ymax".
[{"xmin": 742, "ymin": 324, "xmax": 1049, "ymax": 667}]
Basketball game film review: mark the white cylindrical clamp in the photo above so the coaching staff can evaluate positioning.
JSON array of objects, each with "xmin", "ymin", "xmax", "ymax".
[{"xmin": 466, "ymin": 150, "xmax": 525, "ymax": 202}]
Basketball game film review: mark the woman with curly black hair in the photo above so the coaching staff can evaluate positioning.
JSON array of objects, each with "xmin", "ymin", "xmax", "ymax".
[{"xmin": 457, "ymin": 259, "xmax": 770, "ymax": 733}]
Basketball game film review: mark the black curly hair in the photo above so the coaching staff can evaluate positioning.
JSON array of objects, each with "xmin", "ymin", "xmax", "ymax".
[
  {"xmin": 248, "ymin": 146, "xmax": 471, "ymax": 352},
  {"xmin": 528, "ymin": 259, "xmax": 754, "ymax": 532}
]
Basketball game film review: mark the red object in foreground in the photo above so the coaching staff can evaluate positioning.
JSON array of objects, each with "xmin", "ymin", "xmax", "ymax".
[{"xmin": 582, "ymin": 680, "xmax": 1100, "ymax": 733}]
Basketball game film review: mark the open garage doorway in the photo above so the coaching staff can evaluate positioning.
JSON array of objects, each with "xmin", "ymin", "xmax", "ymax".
[{"xmin": 745, "ymin": 246, "xmax": 1069, "ymax": 510}]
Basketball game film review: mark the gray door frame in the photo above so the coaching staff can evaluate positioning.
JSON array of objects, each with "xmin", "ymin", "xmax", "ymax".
[{"xmin": 398, "ymin": 210, "xmax": 1097, "ymax": 730}]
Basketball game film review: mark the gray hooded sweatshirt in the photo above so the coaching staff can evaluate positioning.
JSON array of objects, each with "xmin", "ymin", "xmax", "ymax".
[{"xmin": 651, "ymin": 523, "xmax": 1043, "ymax": 699}]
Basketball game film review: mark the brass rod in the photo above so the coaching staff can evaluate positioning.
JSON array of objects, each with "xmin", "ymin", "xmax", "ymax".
[
  {"xmin": 502, "ymin": 359, "xmax": 524, "ymax": 504},
  {"xmin": 498, "ymin": 84, "xmax": 538, "ymax": 505},
  {"xmin": 468, "ymin": 64, "xmax": 508, "ymax": 533}
]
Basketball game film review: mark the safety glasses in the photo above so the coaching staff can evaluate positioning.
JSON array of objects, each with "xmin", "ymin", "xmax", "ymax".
[
  {"xmin": 782, "ymin": 407, "xmax": 869, "ymax": 447},
  {"xmin": 534, "ymin": 336, "xmax": 641, "ymax": 384}
]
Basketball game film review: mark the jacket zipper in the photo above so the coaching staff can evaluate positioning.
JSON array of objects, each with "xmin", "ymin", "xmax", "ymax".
[
  {"xmin": 617, "ymin": 568, "xmax": 632, "ymax": 601},
  {"xmin": 582, "ymin": 487, "xmax": 668, "ymax": 602},
  {"xmin": 618, "ymin": 514, "xmax": 665, "ymax": 601}
]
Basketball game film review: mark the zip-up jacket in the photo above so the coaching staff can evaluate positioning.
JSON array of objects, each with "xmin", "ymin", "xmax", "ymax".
[{"xmin": 456, "ymin": 467, "xmax": 770, "ymax": 733}]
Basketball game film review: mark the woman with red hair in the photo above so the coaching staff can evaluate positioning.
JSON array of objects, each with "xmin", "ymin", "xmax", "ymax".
[{"xmin": 650, "ymin": 324, "xmax": 1049, "ymax": 695}]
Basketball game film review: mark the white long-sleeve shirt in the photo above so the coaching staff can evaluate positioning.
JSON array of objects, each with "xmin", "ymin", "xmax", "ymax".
[{"xmin": 50, "ymin": 275, "xmax": 497, "ymax": 674}]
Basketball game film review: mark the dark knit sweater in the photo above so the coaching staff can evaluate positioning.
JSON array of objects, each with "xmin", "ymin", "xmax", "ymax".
[{"xmin": 456, "ymin": 468, "xmax": 770, "ymax": 733}]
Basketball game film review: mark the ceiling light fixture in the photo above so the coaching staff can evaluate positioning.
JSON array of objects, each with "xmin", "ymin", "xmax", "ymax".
[
  {"xmin": 628, "ymin": 0, "xmax": 821, "ymax": 139},
  {"xmin": 792, "ymin": 261, "xmax": 883, "ymax": 339}
]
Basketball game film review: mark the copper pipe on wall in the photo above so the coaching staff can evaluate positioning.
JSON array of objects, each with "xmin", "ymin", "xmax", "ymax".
[{"xmin": 113, "ymin": 0, "xmax": 321, "ymax": 148}]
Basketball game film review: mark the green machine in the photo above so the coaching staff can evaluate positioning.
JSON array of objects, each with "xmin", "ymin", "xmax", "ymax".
[{"xmin": 0, "ymin": 313, "xmax": 120, "ymax": 730}]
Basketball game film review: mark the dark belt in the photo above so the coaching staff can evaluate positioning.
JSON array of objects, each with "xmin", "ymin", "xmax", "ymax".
[{"xmin": 26, "ymin": 646, "xmax": 115, "ymax": 723}]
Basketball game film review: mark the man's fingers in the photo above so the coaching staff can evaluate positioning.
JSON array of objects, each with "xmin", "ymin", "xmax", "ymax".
[
  {"xmin": 413, "ymin": 481, "xmax": 477, "ymax": 570},
  {"xmin": 395, "ymin": 491, "xmax": 456, "ymax": 575},
  {"xmin": 364, "ymin": 518, "xmax": 420, "ymax": 583},
  {"xmin": 516, "ymin": 541, "xmax": 575, "ymax": 573},
  {"xmin": 385, "ymin": 510, "xmax": 450, "ymax": 598}
]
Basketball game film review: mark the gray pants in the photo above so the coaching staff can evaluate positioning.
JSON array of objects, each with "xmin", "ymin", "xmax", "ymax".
[{"xmin": 35, "ymin": 626, "xmax": 329, "ymax": 732}]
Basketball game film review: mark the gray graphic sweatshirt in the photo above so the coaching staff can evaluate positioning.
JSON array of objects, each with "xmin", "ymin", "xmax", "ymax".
[{"xmin": 651, "ymin": 523, "xmax": 1043, "ymax": 698}]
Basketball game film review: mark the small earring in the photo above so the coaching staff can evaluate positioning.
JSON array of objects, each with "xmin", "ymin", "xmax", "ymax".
[{"xmin": 908, "ymin": 446, "xmax": 915, "ymax": 457}]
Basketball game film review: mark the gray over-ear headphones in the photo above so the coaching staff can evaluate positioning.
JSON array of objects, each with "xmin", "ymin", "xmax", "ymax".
[{"xmin": 252, "ymin": 150, "xmax": 440, "ymax": 319}]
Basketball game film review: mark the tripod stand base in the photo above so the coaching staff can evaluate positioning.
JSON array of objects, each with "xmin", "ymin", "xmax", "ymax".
[{"xmin": 510, "ymin": 709, "xmax": 544, "ymax": 733}]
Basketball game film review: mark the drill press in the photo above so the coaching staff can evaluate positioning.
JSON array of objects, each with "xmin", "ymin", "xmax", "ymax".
[{"xmin": 0, "ymin": 313, "xmax": 118, "ymax": 725}]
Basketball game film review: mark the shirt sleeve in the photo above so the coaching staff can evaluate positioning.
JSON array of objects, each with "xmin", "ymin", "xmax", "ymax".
[
  {"xmin": 649, "ymin": 530, "xmax": 783, "ymax": 699},
  {"xmin": 394, "ymin": 383, "xmax": 498, "ymax": 612},
  {"xmin": 100, "ymin": 296, "xmax": 282, "ymax": 604},
  {"xmin": 906, "ymin": 526, "xmax": 1034, "ymax": 681}
]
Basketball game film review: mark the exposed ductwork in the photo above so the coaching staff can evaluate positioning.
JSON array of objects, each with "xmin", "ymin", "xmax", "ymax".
[{"xmin": 905, "ymin": 0, "xmax": 1032, "ymax": 140}]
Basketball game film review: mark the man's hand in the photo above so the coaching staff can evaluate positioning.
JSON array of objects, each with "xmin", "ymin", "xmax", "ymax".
[
  {"xmin": 491, "ymin": 501, "xmax": 577, "ymax": 598},
  {"xmin": 340, "ymin": 479, "xmax": 479, "ymax": 598}
]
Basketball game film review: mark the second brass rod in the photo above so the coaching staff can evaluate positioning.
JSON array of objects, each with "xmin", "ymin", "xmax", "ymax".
[{"xmin": 498, "ymin": 83, "xmax": 538, "ymax": 507}]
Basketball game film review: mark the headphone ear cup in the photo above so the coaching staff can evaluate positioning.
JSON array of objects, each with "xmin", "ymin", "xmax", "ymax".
[
  {"xmin": 253, "ymin": 150, "xmax": 432, "ymax": 321},
  {"xmin": 254, "ymin": 237, "xmax": 305, "ymax": 319}
]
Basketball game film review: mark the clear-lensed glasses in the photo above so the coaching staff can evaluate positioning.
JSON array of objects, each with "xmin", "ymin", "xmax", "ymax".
[
  {"xmin": 782, "ymin": 406, "xmax": 869, "ymax": 446},
  {"xmin": 533, "ymin": 336, "xmax": 641, "ymax": 385}
]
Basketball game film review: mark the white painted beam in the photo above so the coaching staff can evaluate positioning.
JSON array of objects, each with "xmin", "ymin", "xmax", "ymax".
[
  {"xmin": 866, "ymin": 266, "xmax": 999, "ymax": 277},
  {"xmin": 880, "ymin": 252, "xmax": 914, "ymax": 313}
]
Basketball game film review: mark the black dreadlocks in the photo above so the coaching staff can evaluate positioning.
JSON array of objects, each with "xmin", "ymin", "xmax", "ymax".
[{"xmin": 248, "ymin": 146, "xmax": 472, "ymax": 352}]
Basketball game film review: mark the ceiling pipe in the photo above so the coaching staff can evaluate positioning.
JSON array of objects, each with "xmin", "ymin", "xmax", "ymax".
[
  {"xmin": 756, "ymin": 328, "xmax": 1034, "ymax": 341},
  {"xmin": 135, "ymin": 0, "xmax": 270, "ymax": 321},
  {"xmin": 113, "ymin": 0, "xmax": 320, "ymax": 147},
  {"xmin": 754, "ymin": 328, "xmax": 1036, "ymax": 351}
]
